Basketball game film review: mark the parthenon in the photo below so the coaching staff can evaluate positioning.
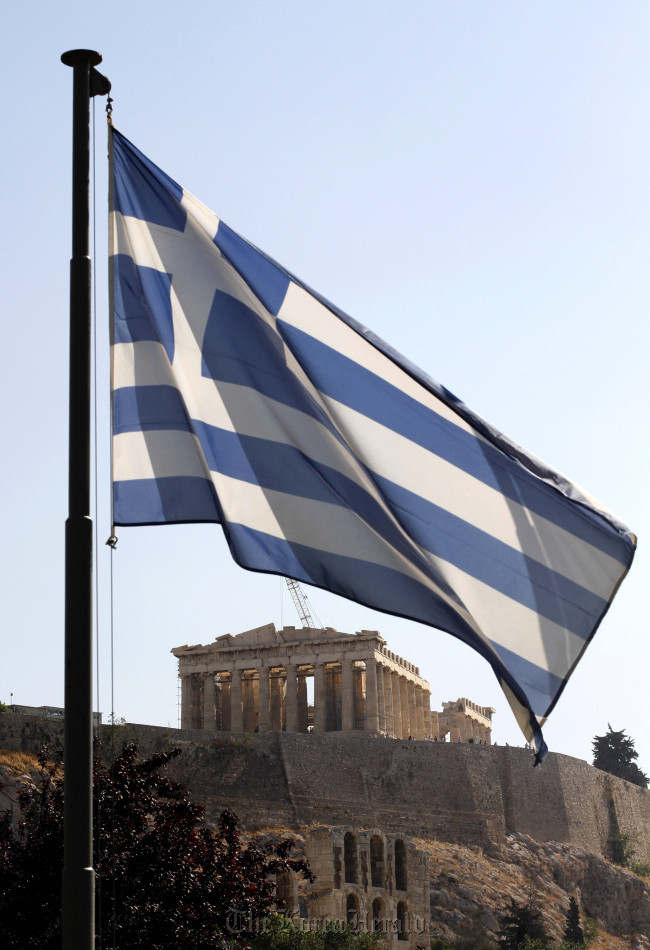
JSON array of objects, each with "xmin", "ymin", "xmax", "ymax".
[{"xmin": 172, "ymin": 623, "xmax": 494, "ymax": 743}]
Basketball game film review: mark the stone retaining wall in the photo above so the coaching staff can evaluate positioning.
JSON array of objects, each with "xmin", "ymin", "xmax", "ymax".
[{"xmin": 1, "ymin": 714, "xmax": 648, "ymax": 861}]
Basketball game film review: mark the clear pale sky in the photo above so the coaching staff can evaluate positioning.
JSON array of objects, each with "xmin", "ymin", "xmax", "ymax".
[{"xmin": 2, "ymin": 2, "xmax": 648, "ymax": 771}]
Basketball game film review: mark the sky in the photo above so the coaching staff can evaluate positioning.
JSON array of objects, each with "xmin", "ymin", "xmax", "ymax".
[{"xmin": 2, "ymin": 2, "xmax": 648, "ymax": 771}]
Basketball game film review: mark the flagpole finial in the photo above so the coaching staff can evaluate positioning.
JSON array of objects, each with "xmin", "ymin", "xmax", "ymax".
[{"xmin": 61, "ymin": 49, "xmax": 102, "ymax": 67}]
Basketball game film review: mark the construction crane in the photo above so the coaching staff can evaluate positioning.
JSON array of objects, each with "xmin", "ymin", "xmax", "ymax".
[{"xmin": 285, "ymin": 577, "xmax": 324, "ymax": 630}]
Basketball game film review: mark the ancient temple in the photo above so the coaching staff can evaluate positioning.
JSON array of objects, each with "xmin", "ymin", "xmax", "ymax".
[
  {"xmin": 172, "ymin": 622, "xmax": 494, "ymax": 743},
  {"xmin": 173, "ymin": 623, "xmax": 433, "ymax": 738}
]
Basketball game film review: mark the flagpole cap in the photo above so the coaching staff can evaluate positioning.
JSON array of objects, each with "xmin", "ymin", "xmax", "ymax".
[{"xmin": 61, "ymin": 49, "xmax": 103, "ymax": 67}]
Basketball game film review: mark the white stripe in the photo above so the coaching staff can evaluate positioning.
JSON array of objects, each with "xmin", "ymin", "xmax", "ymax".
[
  {"xmin": 278, "ymin": 282, "xmax": 626, "ymax": 540},
  {"xmin": 113, "ymin": 340, "xmax": 175, "ymax": 389},
  {"xmin": 212, "ymin": 472, "xmax": 486, "ymax": 642},
  {"xmin": 278, "ymin": 282, "xmax": 481, "ymax": 438},
  {"xmin": 181, "ymin": 189, "xmax": 220, "ymax": 240},
  {"xmin": 113, "ymin": 429, "xmax": 209, "ymax": 481},
  {"xmin": 320, "ymin": 398, "xmax": 623, "ymax": 597},
  {"xmin": 439, "ymin": 559, "xmax": 585, "ymax": 678},
  {"xmin": 215, "ymin": 468, "xmax": 583, "ymax": 678}
]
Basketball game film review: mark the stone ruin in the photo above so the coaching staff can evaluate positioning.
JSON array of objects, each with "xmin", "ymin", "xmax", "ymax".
[
  {"xmin": 172, "ymin": 622, "xmax": 495, "ymax": 940},
  {"xmin": 275, "ymin": 827, "xmax": 429, "ymax": 948},
  {"xmin": 172, "ymin": 622, "xmax": 494, "ymax": 744}
]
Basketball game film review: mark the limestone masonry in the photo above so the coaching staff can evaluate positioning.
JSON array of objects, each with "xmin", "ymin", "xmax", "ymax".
[
  {"xmin": 301, "ymin": 827, "xmax": 430, "ymax": 947},
  {"xmin": 2, "ymin": 715, "xmax": 649, "ymax": 865}
]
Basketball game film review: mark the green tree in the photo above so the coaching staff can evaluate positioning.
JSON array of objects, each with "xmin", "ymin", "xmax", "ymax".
[
  {"xmin": 581, "ymin": 919, "xmax": 598, "ymax": 946},
  {"xmin": 498, "ymin": 898, "xmax": 549, "ymax": 950},
  {"xmin": 592, "ymin": 725, "xmax": 648, "ymax": 788},
  {"xmin": 563, "ymin": 897, "xmax": 584, "ymax": 945},
  {"xmin": 0, "ymin": 742, "xmax": 313, "ymax": 949},
  {"xmin": 450, "ymin": 911, "xmax": 497, "ymax": 950},
  {"xmin": 0, "ymin": 701, "xmax": 8, "ymax": 713},
  {"xmin": 607, "ymin": 831, "xmax": 635, "ymax": 866}
]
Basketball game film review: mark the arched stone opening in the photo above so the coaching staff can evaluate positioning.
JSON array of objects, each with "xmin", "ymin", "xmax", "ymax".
[
  {"xmin": 346, "ymin": 893, "xmax": 360, "ymax": 931},
  {"xmin": 397, "ymin": 900, "xmax": 409, "ymax": 941},
  {"xmin": 344, "ymin": 831, "xmax": 358, "ymax": 884},
  {"xmin": 372, "ymin": 897, "xmax": 385, "ymax": 933},
  {"xmin": 395, "ymin": 838, "xmax": 407, "ymax": 890},
  {"xmin": 370, "ymin": 834, "xmax": 385, "ymax": 887}
]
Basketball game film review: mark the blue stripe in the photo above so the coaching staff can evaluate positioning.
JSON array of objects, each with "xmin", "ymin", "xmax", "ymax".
[
  {"xmin": 114, "ymin": 256, "xmax": 175, "ymax": 364},
  {"xmin": 214, "ymin": 222, "xmax": 290, "ymax": 316},
  {"xmin": 277, "ymin": 320, "xmax": 631, "ymax": 566},
  {"xmin": 192, "ymin": 421, "xmax": 464, "ymax": 607},
  {"xmin": 113, "ymin": 130, "xmax": 186, "ymax": 232},
  {"xmin": 113, "ymin": 385, "xmax": 192, "ymax": 434},
  {"xmin": 194, "ymin": 422, "xmax": 604, "ymax": 635},
  {"xmin": 201, "ymin": 290, "xmax": 344, "ymax": 437},
  {"xmin": 493, "ymin": 643, "xmax": 565, "ymax": 718},
  {"xmin": 114, "ymin": 476, "xmax": 221, "ymax": 525},
  {"xmin": 225, "ymin": 523, "xmax": 557, "ymax": 723},
  {"xmin": 226, "ymin": 522, "xmax": 480, "ymax": 645},
  {"xmin": 115, "ymin": 384, "xmax": 607, "ymax": 639},
  {"xmin": 374, "ymin": 475, "xmax": 607, "ymax": 638}
]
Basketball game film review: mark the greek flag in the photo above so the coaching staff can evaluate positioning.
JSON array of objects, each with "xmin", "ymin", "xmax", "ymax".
[{"xmin": 110, "ymin": 128, "xmax": 636, "ymax": 761}]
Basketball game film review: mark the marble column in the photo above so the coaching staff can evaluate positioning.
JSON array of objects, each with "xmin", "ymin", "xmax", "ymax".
[
  {"xmin": 297, "ymin": 670, "xmax": 309, "ymax": 732},
  {"xmin": 400, "ymin": 675, "xmax": 410, "ymax": 738},
  {"xmin": 180, "ymin": 674, "xmax": 192, "ymax": 730},
  {"xmin": 219, "ymin": 674, "xmax": 231, "ymax": 731},
  {"xmin": 408, "ymin": 682, "xmax": 417, "ymax": 739},
  {"xmin": 423, "ymin": 690, "xmax": 432, "ymax": 738},
  {"xmin": 376, "ymin": 662, "xmax": 386, "ymax": 732},
  {"xmin": 392, "ymin": 672, "xmax": 403, "ymax": 738},
  {"xmin": 258, "ymin": 667, "xmax": 270, "ymax": 733},
  {"xmin": 415, "ymin": 686, "xmax": 425, "ymax": 740},
  {"xmin": 191, "ymin": 674, "xmax": 202, "ymax": 729},
  {"xmin": 341, "ymin": 659, "xmax": 355, "ymax": 732},
  {"xmin": 364, "ymin": 657, "xmax": 380, "ymax": 733},
  {"xmin": 313, "ymin": 663, "xmax": 327, "ymax": 733},
  {"xmin": 270, "ymin": 671, "xmax": 284, "ymax": 731},
  {"xmin": 203, "ymin": 673, "xmax": 217, "ymax": 730},
  {"xmin": 353, "ymin": 666, "xmax": 364, "ymax": 730},
  {"xmin": 325, "ymin": 666, "xmax": 342, "ymax": 731},
  {"xmin": 242, "ymin": 673, "xmax": 256, "ymax": 733},
  {"xmin": 230, "ymin": 668, "xmax": 243, "ymax": 733},
  {"xmin": 285, "ymin": 664, "xmax": 298, "ymax": 732},
  {"xmin": 383, "ymin": 667, "xmax": 394, "ymax": 736}
]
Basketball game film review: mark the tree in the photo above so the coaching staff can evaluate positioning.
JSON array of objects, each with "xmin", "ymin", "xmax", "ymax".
[
  {"xmin": 450, "ymin": 910, "xmax": 497, "ymax": 950},
  {"xmin": 498, "ymin": 898, "xmax": 549, "ymax": 950},
  {"xmin": 563, "ymin": 897, "xmax": 584, "ymax": 946},
  {"xmin": 0, "ymin": 700, "xmax": 8, "ymax": 713},
  {"xmin": 592, "ymin": 725, "xmax": 648, "ymax": 788},
  {"xmin": 0, "ymin": 742, "xmax": 313, "ymax": 949}
]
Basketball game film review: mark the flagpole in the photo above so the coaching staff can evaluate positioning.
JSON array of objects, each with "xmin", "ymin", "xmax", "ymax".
[{"xmin": 60, "ymin": 49, "xmax": 110, "ymax": 950}]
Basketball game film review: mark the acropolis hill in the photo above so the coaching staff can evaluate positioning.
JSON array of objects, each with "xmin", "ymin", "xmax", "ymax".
[
  {"xmin": 3, "ymin": 622, "xmax": 649, "ymax": 866},
  {"xmin": 2, "ymin": 623, "xmax": 649, "ymax": 946}
]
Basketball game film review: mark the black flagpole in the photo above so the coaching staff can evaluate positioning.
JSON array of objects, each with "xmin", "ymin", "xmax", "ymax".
[{"xmin": 60, "ymin": 49, "xmax": 110, "ymax": 950}]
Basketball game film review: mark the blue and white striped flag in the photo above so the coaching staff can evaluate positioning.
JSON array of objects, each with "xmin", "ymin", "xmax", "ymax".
[{"xmin": 110, "ymin": 128, "xmax": 636, "ymax": 761}]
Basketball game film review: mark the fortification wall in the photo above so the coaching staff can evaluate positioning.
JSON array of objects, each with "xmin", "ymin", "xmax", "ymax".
[{"xmin": 2, "ymin": 714, "xmax": 649, "ymax": 861}]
